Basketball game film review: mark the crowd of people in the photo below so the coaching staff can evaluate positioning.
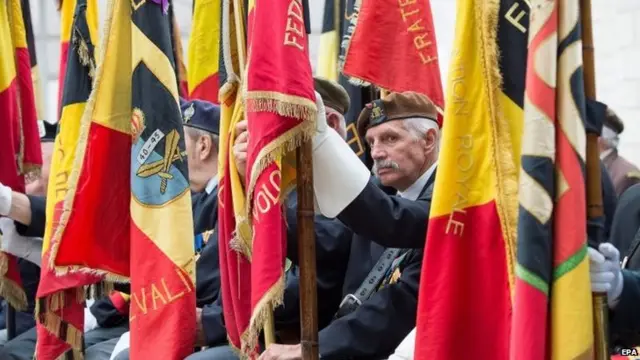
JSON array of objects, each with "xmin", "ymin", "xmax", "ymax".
[{"xmin": 0, "ymin": 76, "xmax": 640, "ymax": 360}]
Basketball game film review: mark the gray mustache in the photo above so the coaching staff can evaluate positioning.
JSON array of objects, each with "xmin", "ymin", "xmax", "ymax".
[{"xmin": 372, "ymin": 160, "xmax": 399, "ymax": 175}]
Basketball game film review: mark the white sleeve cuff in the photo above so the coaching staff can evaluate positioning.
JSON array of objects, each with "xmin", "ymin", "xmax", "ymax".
[
  {"xmin": 312, "ymin": 129, "xmax": 370, "ymax": 218},
  {"xmin": 388, "ymin": 328, "xmax": 416, "ymax": 360},
  {"xmin": 23, "ymin": 237, "xmax": 43, "ymax": 266}
]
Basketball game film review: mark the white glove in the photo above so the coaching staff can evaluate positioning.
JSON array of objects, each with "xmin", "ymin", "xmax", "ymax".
[
  {"xmin": 588, "ymin": 242, "xmax": 624, "ymax": 308},
  {"xmin": 311, "ymin": 91, "xmax": 369, "ymax": 218},
  {"xmin": 109, "ymin": 331, "xmax": 130, "ymax": 360},
  {"xmin": 312, "ymin": 91, "xmax": 329, "ymax": 150},
  {"xmin": 0, "ymin": 218, "xmax": 43, "ymax": 265},
  {"xmin": 84, "ymin": 306, "xmax": 99, "ymax": 332},
  {"xmin": 0, "ymin": 182, "xmax": 12, "ymax": 216}
]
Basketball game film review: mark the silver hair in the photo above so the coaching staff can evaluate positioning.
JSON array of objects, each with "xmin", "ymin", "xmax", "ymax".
[
  {"xmin": 601, "ymin": 125, "xmax": 619, "ymax": 149},
  {"xmin": 185, "ymin": 127, "xmax": 219, "ymax": 150},
  {"xmin": 403, "ymin": 117, "xmax": 440, "ymax": 151}
]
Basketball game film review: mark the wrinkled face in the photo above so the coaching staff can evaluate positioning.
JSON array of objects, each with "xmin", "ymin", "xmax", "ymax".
[
  {"xmin": 365, "ymin": 120, "xmax": 431, "ymax": 191},
  {"xmin": 184, "ymin": 127, "xmax": 200, "ymax": 181},
  {"xmin": 26, "ymin": 142, "xmax": 54, "ymax": 196}
]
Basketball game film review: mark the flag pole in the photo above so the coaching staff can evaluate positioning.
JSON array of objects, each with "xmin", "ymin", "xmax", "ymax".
[
  {"xmin": 296, "ymin": 6, "xmax": 319, "ymax": 359},
  {"xmin": 580, "ymin": 0, "xmax": 609, "ymax": 358},
  {"xmin": 296, "ymin": 140, "xmax": 319, "ymax": 360}
]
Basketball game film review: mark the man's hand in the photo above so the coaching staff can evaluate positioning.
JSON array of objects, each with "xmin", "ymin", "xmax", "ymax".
[
  {"xmin": 588, "ymin": 242, "xmax": 624, "ymax": 308},
  {"xmin": 312, "ymin": 92, "xmax": 328, "ymax": 151},
  {"xmin": 195, "ymin": 307, "xmax": 206, "ymax": 347},
  {"xmin": 258, "ymin": 344, "xmax": 302, "ymax": 360},
  {"xmin": 233, "ymin": 120, "xmax": 248, "ymax": 185},
  {"xmin": 0, "ymin": 182, "xmax": 12, "ymax": 216}
]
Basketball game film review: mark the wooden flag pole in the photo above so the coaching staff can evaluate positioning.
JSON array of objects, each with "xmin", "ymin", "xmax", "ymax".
[
  {"xmin": 296, "ymin": 139, "xmax": 319, "ymax": 360},
  {"xmin": 296, "ymin": 5, "xmax": 319, "ymax": 359},
  {"xmin": 580, "ymin": 0, "xmax": 609, "ymax": 358}
]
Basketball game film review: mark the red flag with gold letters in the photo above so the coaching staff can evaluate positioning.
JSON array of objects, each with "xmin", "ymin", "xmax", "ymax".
[{"xmin": 341, "ymin": 0, "xmax": 443, "ymax": 116}]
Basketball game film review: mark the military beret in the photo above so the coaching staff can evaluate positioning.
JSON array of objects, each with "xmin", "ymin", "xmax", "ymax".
[
  {"xmin": 604, "ymin": 107, "xmax": 624, "ymax": 134},
  {"xmin": 314, "ymin": 77, "xmax": 350, "ymax": 115},
  {"xmin": 356, "ymin": 91, "xmax": 439, "ymax": 138},
  {"xmin": 181, "ymin": 99, "xmax": 220, "ymax": 135},
  {"xmin": 40, "ymin": 120, "xmax": 57, "ymax": 143}
]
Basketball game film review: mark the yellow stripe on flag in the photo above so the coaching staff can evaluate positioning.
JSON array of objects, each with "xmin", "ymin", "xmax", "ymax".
[
  {"xmin": 8, "ymin": 0, "xmax": 27, "ymax": 49},
  {"xmin": 60, "ymin": 0, "xmax": 98, "ymax": 42},
  {"xmin": 187, "ymin": 0, "xmax": 221, "ymax": 95},
  {"xmin": 317, "ymin": 30, "xmax": 338, "ymax": 81},
  {"xmin": 130, "ymin": 190, "xmax": 195, "ymax": 279},
  {"xmin": 550, "ymin": 258, "xmax": 592, "ymax": 359},
  {"xmin": 43, "ymin": 102, "xmax": 86, "ymax": 252},
  {"xmin": 0, "ymin": 1, "xmax": 17, "ymax": 92}
]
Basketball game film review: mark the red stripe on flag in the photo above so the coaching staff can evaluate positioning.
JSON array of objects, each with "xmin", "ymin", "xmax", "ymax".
[
  {"xmin": 510, "ymin": 280, "xmax": 548, "ymax": 360},
  {"xmin": 189, "ymin": 73, "xmax": 219, "ymax": 104},
  {"xmin": 14, "ymin": 47, "xmax": 42, "ymax": 168},
  {"xmin": 0, "ymin": 78, "xmax": 22, "ymax": 191},
  {"xmin": 416, "ymin": 201, "xmax": 511, "ymax": 360},
  {"xmin": 129, "ymin": 222, "xmax": 196, "ymax": 359},
  {"xmin": 57, "ymin": 41, "xmax": 69, "ymax": 115},
  {"xmin": 53, "ymin": 122, "xmax": 131, "ymax": 277}
]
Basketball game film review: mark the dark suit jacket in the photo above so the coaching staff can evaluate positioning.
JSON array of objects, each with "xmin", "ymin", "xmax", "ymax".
[
  {"xmin": 610, "ymin": 270, "xmax": 640, "ymax": 347},
  {"xmin": 308, "ymin": 173, "xmax": 434, "ymax": 360},
  {"xmin": 610, "ymin": 184, "xmax": 640, "ymax": 269}
]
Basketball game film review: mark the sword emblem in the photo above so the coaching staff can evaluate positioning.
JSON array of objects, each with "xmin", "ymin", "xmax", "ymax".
[{"xmin": 136, "ymin": 129, "xmax": 187, "ymax": 194}]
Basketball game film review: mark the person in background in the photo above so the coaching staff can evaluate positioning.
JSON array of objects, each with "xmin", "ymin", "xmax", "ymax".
[
  {"xmin": 109, "ymin": 99, "xmax": 224, "ymax": 360},
  {"xmin": 600, "ymin": 107, "xmax": 640, "ymax": 197},
  {"xmin": 0, "ymin": 121, "xmax": 56, "ymax": 347}
]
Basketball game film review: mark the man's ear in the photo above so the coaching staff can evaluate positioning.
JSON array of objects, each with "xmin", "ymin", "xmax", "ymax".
[
  {"xmin": 199, "ymin": 136, "xmax": 212, "ymax": 160},
  {"xmin": 424, "ymin": 129, "xmax": 437, "ymax": 153},
  {"xmin": 326, "ymin": 112, "xmax": 340, "ymax": 132}
]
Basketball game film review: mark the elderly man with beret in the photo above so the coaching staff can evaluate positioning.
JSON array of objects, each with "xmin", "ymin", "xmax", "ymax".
[
  {"xmin": 600, "ymin": 107, "xmax": 640, "ymax": 197},
  {"xmin": 259, "ymin": 91, "xmax": 440, "ymax": 360}
]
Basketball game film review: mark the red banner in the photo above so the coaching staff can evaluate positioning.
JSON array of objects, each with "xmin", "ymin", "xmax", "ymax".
[
  {"xmin": 240, "ymin": 0, "xmax": 316, "ymax": 355},
  {"xmin": 341, "ymin": 0, "xmax": 444, "ymax": 114}
]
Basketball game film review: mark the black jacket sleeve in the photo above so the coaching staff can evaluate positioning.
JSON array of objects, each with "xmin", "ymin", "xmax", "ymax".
[
  {"xmin": 285, "ymin": 205, "xmax": 352, "ymax": 329},
  {"xmin": 201, "ymin": 295, "xmax": 227, "ymax": 347},
  {"xmin": 317, "ymin": 250, "xmax": 422, "ymax": 359},
  {"xmin": 338, "ymin": 180, "xmax": 431, "ymax": 249},
  {"xmin": 610, "ymin": 270, "xmax": 640, "ymax": 347},
  {"xmin": 196, "ymin": 229, "xmax": 221, "ymax": 308},
  {"xmin": 14, "ymin": 195, "xmax": 46, "ymax": 237},
  {"xmin": 90, "ymin": 296, "xmax": 128, "ymax": 328}
]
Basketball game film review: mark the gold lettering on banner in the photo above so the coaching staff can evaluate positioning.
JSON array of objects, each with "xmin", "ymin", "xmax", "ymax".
[
  {"xmin": 252, "ymin": 170, "xmax": 282, "ymax": 222},
  {"xmin": 129, "ymin": 267, "xmax": 194, "ymax": 322},
  {"xmin": 284, "ymin": 0, "xmax": 305, "ymax": 51},
  {"xmin": 150, "ymin": 283, "xmax": 167, "ymax": 311},
  {"xmin": 446, "ymin": 135, "xmax": 474, "ymax": 237},
  {"xmin": 398, "ymin": 0, "xmax": 437, "ymax": 65},
  {"xmin": 162, "ymin": 278, "xmax": 185, "ymax": 302},
  {"xmin": 504, "ymin": 1, "xmax": 531, "ymax": 33},
  {"xmin": 450, "ymin": 63, "xmax": 469, "ymax": 116},
  {"xmin": 54, "ymin": 147, "xmax": 69, "ymax": 199}
]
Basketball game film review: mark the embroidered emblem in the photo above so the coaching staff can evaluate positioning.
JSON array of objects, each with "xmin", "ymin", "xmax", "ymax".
[
  {"xmin": 136, "ymin": 129, "xmax": 184, "ymax": 194},
  {"xmin": 183, "ymin": 102, "xmax": 195, "ymax": 124},
  {"xmin": 370, "ymin": 100, "xmax": 383, "ymax": 120}
]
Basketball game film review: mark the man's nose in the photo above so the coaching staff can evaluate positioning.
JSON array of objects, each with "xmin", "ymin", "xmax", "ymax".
[{"xmin": 370, "ymin": 144, "xmax": 387, "ymax": 160}]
